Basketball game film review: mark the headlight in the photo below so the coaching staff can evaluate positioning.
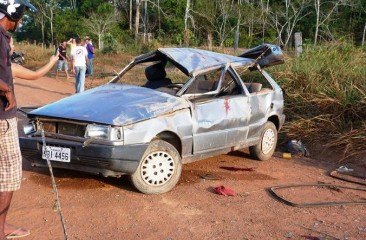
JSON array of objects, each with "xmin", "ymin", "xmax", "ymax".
[
  {"xmin": 85, "ymin": 124, "xmax": 123, "ymax": 141},
  {"xmin": 23, "ymin": 122, "xmax": 36, "ymax": 135}
]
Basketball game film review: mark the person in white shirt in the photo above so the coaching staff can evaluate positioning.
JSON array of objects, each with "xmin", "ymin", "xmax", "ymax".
[{"xmin": 70, "ymin": 38, "xmax": 88, "ymax": 93}]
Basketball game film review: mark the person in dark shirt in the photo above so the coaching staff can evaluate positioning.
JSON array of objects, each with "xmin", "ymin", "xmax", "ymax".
[
  {"xmin": 56, "ymin": 41, "xmax": 70, "ymax": 79},
  {"xmin": 0, "ymin": 1, "xmax": 58, "ymax": 239},
  {"xmin": 85, "ymin": 36, "xmax": 94, "ymax": 76}
]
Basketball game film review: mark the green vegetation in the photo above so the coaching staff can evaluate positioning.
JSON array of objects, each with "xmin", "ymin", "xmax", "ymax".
[
  {"xmin": 17, "ymin": 1, "xmax": 366, "ymax": 50},
  {"xmin": 270, "ymin": 43, "xmax": 365, "ymax": 159}
]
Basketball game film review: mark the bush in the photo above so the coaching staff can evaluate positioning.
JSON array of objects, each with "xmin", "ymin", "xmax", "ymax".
[
  {"xmin": 270, "ymin": 42, "xmax": 366, "ymax": 159},
  {"xmin": 102, "ymin": 34, "xmax": 118, "ymax": 54}
]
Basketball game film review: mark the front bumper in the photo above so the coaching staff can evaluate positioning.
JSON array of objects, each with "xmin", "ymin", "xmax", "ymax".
[{"xmin": 20, "ymin": 137, "xmax": 149, "ymax": 177}]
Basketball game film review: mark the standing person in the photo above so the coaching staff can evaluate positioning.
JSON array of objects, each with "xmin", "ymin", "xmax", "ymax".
[
  {"xmin": 85, "ymin": 36, "xmax": 94, "ymax": 76},
  {"xmin": 71, "ymin": 38, "xmax": 88, "ymax": 93},
  {"xmin": 0, "ymin": 1, "xmax": 40, "ymax": 239},
  {"xmin": 67, "ymin": 38, "xmax": 76, "ymax": 52},
  {"xmin": 56, "ymin": 41, "xmax": 70, "ymax": 79}
]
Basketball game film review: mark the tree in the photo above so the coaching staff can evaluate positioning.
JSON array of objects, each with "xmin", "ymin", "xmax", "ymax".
[
  {"xmin": 314, "ymin": 0, "xmax": 352, "ymax": 45},
  {"xmin": 34, "ymin": 0, "xmax": 59, "ymax": 44},
  {"xmin": 84, "ymin": 3, "xmax": 116, "ymax": 49},
  {"xmin": 269, "ymin": 0, "xmax": 310, "ymax": 47}
]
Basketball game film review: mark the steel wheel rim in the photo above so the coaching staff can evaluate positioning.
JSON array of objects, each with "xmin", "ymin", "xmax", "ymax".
[
  {"xmin": 262, "ymin": 129, "xmax": 275, "ymax": 155},
  {"xmin": 141, "ymin": 151, "xmax": 175, "ymax": 186}
]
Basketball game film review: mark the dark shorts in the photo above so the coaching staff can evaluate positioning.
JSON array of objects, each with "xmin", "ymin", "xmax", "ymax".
[{"xmin": 0, "ymin": 118, "xmax": 22, "ymax": 192}]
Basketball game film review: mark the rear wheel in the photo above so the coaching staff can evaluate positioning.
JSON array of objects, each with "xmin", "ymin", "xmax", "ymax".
[
  {"xmin": 130, "ymin": 139, "xmax": 182, "ymax": 194},
  {"xmin": 249, "ymin": 121, "xmax": 277, "ymax": 161}
]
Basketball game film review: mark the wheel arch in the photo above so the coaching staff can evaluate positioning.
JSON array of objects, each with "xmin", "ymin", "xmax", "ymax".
[
  {"xmin": 268, "ymin": 115, "xmax": 280, "ymax": 130},
  {"xmin": 155, "ymin": 131, "xmax": 182, "ymax": 156}
]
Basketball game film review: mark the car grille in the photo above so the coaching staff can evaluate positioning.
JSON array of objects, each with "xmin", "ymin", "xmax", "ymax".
[{"xmin": 39, "ymin": 121, "xmax": 86, "ymax": 138}]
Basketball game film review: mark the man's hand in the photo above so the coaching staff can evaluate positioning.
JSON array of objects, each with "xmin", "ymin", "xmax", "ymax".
[
  {"xmin": 50, "ymin": 54, "xmax": 59, "ymax": 64},
  {"xmin": 4, "ymin": 90, "xmax": 16, "ymax": 111},
  {"xmin": 72, "ymin": 67, "xmax": 76, "ymax": 74}
]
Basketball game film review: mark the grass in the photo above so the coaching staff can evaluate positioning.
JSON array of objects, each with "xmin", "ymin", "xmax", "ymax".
[
  {"xmin": 17, "ymin": 41, "xmax": 366, "ymax": 161},
  {"xmin": 270, "ymin": 43, "xmax": 366, "ymax": 160}
]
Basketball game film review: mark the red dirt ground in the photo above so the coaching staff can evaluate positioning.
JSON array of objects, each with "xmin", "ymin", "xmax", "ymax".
[{"xmin": 10, "ymin": 76, "xmax": 366, "ymax": 240}]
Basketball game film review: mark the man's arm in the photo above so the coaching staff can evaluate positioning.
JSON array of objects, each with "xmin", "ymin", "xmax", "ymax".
[{"xmin": 12, "ymin": 54, "xmax": 59, "ymax": 80}]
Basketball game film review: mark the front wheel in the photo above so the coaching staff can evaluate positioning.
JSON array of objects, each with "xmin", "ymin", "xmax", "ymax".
[
  {"xmin": 130, "ymin": 139, "xmax": 182, "ymax": 194},
  {"xmin": 249, "ymin": 122, "xmax": 278, "ymax": 161}
]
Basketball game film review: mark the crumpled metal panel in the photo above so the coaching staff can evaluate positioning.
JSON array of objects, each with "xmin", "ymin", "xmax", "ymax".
[
  {"xmin": 158, "ymin": 48, "xmax": 254, "ymax": 76},
  {"xmin": 123, "ymin": 108, "xmax": 193, "ymax": 157},
  {"xmin": 239, "ymin": 44, "xmax": 284, "ymax": 68},
  {"xmin": 28, "ymin": 84, "xmax": 189, "ymax": 126},
  {"xmin": 191, "ymin": 96, "xmax": 250, "ymax": 152}
]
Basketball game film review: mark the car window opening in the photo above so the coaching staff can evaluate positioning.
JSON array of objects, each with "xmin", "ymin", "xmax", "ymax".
[
  {"xmin": 235, "ymin": 66, "xmax": 274, "ymax": 94},
  {"xmin": 217, "ymin": 71, "xmax": 244, "ymax": 97},
  {"xmin": 185, "ymin": 68, "xmax": 222, "ymax": 95}
]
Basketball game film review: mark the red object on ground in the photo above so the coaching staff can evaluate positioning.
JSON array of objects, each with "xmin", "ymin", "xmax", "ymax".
[
  {"xmin": 220, "ymin": 166, "xmax": 255, "ymax": 172},
  {"xmin": 213, "ymin": 186, "xmax": 236, "ymax": 196}
]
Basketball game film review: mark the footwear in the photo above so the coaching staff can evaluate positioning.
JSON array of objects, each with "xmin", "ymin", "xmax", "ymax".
[{"xmin": 6, "ymin": 228, "xmax": 30, "ymax": 239}]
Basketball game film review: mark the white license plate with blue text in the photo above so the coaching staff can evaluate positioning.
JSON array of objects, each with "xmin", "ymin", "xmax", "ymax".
[{"xmin": 42, "ymin": 146, "xmax": 71, "ymax": 162}]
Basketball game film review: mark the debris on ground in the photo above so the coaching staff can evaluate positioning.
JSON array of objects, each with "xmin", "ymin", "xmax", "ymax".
[
  {"xmin": 336, "ymin": 166, "xmax": 353, "ymax": 173},
  {"xmin": 213, "ymin": 186, "xmax": 236, "ymax": 196},
  {"xmin": 200, "ymin": 173, "xmax": 222, "ymax": 180},
  {"xmin": 220, "ymin": 166, "xmax": 255, "ymax": 172},
  {"xmin": 330, "ymin": 170, "xmax": 366, "ymax": 186},
  {"xmin": 269, "ymin": 184, "xmax": 366, "ymax": 207},
  {"xmin": 301, "ymin": 236, "xmax": 321, "ymax": 240},
  {"xmin": 286, "ymin": 140, "xmax": 310, "ymax": 157},
  {"xmin": 284, "ymin": 232, "xmax": 294, "ymax": 238},
  {"xmin": 282, "ymin": 152, "xmax": 292, "ymax": 159}
]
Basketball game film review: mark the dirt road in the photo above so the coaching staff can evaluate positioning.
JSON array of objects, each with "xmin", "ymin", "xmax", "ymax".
[{"xmin": 10, "ymin": 77, "xmax": 366, "ymax": 240}]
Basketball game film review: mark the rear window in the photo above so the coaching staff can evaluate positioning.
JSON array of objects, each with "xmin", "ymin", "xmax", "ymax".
[{"xmin": 234, "ymin": 66, "xmax": 273, "ymax": 93}]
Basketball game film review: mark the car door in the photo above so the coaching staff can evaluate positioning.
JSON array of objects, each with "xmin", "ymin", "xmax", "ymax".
[
  {"xmin": 185, "ymin": 67, "xmax": 250, "ymax": 153},
  {"xmin": 235, "ymin": 67, "xmax": 275, "ymax": 140}
]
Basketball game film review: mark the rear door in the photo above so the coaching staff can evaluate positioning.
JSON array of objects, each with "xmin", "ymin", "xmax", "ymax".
[{"xmin": 234, "ymin": 67, "xmax": 275, "ymax": 140}]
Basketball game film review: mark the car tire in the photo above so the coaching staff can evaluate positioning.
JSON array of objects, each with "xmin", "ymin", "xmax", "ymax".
[
  {"xmin": 249, "ymin": 121, "xmax": 277, "ymax": 161},
  {"xmin": 130, "ymin": 139, "xmax": 182, "ymax": 194}
]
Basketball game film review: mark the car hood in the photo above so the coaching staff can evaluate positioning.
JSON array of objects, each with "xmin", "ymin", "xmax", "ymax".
[{"xmin": 28, "ymin": 84, "xmax": 189, "ymax": 126}]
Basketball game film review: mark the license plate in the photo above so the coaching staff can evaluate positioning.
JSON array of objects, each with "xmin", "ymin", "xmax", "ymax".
[{"xmin": 42, "ymin": 146, "xmax": 71, "ymax": 162}]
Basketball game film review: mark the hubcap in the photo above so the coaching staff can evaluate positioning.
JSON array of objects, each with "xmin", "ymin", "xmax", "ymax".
[
  {"xmin": 261, "ymin": 129, "xmax": 275, "ymax": 155},
  {"xmin": 141, "ymin": 151, "xmax": 175, "ymax": 186}
]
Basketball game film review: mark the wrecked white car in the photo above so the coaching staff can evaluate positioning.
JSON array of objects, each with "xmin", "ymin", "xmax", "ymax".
[{"xmin": 20, "ymin": 44, "xmax": 285, "ymax": 194}]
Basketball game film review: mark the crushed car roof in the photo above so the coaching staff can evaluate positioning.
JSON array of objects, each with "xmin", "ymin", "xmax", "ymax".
[{"xmin": 134, "ymin": 48, "xmax": 254, "ymax": 76}]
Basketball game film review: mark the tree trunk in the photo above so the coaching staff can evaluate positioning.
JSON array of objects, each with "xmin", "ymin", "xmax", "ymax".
[
  {"xmin": 314, "ymin": 0, "xmax": 320, "ymax": 45},
  {"xmin": 135, "ymin": 0, "xmax": 141, "ymax": 42},
  {"xmin": 362, "ymin": 22, "xmax": 366, "ymax": 47},
  {"xmin": 184, "ymin": 0, "xmax": 191, "ymax": 46},
  {"xmin": 234, "ymin": 10, "xmax": 241, "ymax": 52},
  {"xmin": 144, "ymin": 0, "xmax": 148, "ymax": 43},
  {"xmin": 41, "ymin": 15, "xmax": 45, "ymax": 45},
  {"xmin": 129, "ymin": 0, "xmax": 133, "ymax": 30},
  {"xmin": 98, "ymin": 34, "xmax": 102, "ymax": 50},
  {"xmin": 50, "ymin": 9, "xmax": 54, "ymax": 45},
  {"xmin": 113, "ymin": 0, "xmax": 118, "ymax": 17},
  {"xmin": 158, "ymin": 0, "xmax": 161, "ymax": 31}
]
